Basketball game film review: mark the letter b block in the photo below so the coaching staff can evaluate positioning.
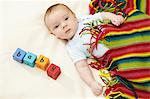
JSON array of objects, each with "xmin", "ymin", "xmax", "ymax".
[
  {"xmin": 35, "ymin": 55, "xmax": 50, "ymax": 71},
  {"xmin": 13, "ymin": 48, "xmax": 26, "ymax": 63},
  {"xmin": 23, "ymin": 52, "xmax": 37, "ymax": 67},
  {"xmin": 47, "ymin": 64, "xmax": 61, "ymax": 80}
]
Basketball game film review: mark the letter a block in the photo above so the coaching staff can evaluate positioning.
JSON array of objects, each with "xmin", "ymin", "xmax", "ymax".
[
  {"xmin": 23, "ymin": 52, "xmax": 37, "ymax": 67},
  {"xmin": 47, "ymin": 64, "xmax": 61, "ymax": 80},
  {"xmin": 13, "ymin": 48, "xmax": 26, "ymax": 63},
  {"xmin": 35, "ymin": 55, "xmax": 50, "ymax": 71}
]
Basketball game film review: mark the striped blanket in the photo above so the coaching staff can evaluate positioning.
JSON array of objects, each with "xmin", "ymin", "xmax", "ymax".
[
  {"xmin": 80, "ymin": 0, "xmax": 150, "ymax": 98},
  {"xmin": 89, "ymin": 0, "xmax": 150, "ymax": 16}
]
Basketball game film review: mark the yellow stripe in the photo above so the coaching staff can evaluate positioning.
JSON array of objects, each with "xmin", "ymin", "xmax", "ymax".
[
  {"xmin": 103, "ymin": 37, "xmax": 150, "ymax": 49},
  {"xmin": 126, "ymin": 14, "xmax": 150, "ymax": 22},
  {"xmin": 105, "ymin": 26, "xmax": 150, "ymax": 37},
  {"xmin": 129, "ymin": 77, "xmax": 150, "ymax": 82},
  {"xmin": 133, "ymin": 0, "xmax": 137, "ymax": 9},
  {"xmin": 110, "ymin": 53, "xmax": 150, "ymax": 69},
  {"xmin": 107, "ymin": 52, "xmax": 150, "ymax": 70},
  {"xmin": 128, "ymin": 9, "xmax": 139, "ymax": 16},
  {"xmin": 133, "ymin": 84, "xmax": 150, "ymax": 92},
  {"xmin": 106, "ymin": 91, "xmax": 135, "ymax": 99},
  {"xmin": 113, "ymin": 52, "xmax": 150, "ymax": 62},
  {"xmin": 121, "ymin": 94, "xmax": 135, "ymax": 99}
]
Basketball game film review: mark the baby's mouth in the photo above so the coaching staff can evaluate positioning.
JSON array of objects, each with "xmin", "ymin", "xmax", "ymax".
[{"xmin": 66, "ymin": 29, "xmax": 71, "ymax": 34}]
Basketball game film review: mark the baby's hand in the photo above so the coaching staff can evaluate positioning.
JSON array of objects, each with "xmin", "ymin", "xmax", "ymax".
[
  {"xmin": 111, "ymin": 15, "xmax": 125, "ymax": 26},
  {"xmin": 90, "ymin": 81, "xmax": 103, "ymax": 96}
]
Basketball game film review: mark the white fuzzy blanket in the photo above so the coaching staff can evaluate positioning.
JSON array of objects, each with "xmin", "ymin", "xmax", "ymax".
[{"xmin": 0, "ymin": 0, "xmax": 105, "ymax": 99}]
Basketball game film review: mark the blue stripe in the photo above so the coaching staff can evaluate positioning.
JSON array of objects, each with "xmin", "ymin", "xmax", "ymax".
[
  {"xmin": 105, "ymin": 30, "xmax": 150, "ymax": 42},
  {"xmin": 132, "ymin": 81, "xmax": 150, "ymax": 86},
  {"xmin": 136, "ymin": 0, "xmax": 141, "ymax": 10}
]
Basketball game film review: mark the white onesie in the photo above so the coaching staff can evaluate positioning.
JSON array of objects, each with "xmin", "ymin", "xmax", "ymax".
[{"xmin": 66, "ymin": 13, "xmax": 109, "ymax": 63}]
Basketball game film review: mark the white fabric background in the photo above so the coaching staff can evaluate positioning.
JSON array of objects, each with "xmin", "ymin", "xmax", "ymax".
[{"xmin": 0, "ymin": 0, "xmax": 105, "ymax": 99}]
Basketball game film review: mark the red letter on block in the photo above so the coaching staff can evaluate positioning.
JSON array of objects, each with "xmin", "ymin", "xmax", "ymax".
[{"xmin": 47, "ymin": 64, "xmax": 61, "ymax": 80}]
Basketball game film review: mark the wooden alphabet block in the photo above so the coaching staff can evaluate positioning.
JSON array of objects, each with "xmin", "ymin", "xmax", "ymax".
[
  {"xmin": 35, "ymin": 55, "xmax": 50, "ymax": 71},
  {"xmin": 13, "ymin": 48, "xmax": 26, "ymax": 63},
  {"xmin": 23, "ymin": 52, "xmax": 37, "ymax": 67},
  {"xmin": 47, "ymin": 64, "xmax": 61, "ymax": 80}
]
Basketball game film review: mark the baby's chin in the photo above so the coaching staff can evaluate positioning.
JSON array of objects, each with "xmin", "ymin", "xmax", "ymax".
[{"xmin": 68, "ymin": 32, "xmax": 75, "ymax": 40}]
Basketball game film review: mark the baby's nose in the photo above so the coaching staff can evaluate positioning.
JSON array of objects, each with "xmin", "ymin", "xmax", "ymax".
[{"xmin": 62, "ymin": 22, "xmax": 67, "ymax": 29}]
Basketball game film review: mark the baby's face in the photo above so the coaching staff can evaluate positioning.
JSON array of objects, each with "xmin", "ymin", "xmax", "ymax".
[{"xmin": 45, "ymin": 5, "xmax": 78, "ymax": 40}]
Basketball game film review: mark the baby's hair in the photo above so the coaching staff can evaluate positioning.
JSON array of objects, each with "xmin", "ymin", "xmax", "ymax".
[{"xmin": 44, "ymin": 3, "xmax": 74, "ymax": 31}]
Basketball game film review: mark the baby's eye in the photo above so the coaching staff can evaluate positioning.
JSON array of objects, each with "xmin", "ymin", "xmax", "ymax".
[
  {"xmin": 54, "ymin": 25, "xmax": 59, "ymax": 29},
  {"xmin": 65, "ymin": 17, "xmax": 69, "ymax": 20}
]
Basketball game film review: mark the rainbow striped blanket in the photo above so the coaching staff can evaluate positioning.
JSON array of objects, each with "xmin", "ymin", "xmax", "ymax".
[{"xmin": 80, "ymin": 0, "xmax": 150, "ymax": 98}]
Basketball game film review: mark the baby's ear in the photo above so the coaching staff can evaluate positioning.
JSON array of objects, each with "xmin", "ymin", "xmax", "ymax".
[
  {"xmin": 49, "ymin": 32, "xmax": 55, "ymax": 36},
  {"xmin": 49, "ymin": 31, "xmax": 52, "ymax": 34}
]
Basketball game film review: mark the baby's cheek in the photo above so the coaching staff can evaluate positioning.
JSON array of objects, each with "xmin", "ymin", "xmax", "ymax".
[{"xmin": 58, "ymin": 33, "xmax": 66, "ymax": 39}]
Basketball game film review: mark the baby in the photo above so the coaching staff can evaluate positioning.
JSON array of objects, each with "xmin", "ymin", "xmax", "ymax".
[{"xmin": 44, "ymin": 3, "xmax": 124, "ymax": 96}]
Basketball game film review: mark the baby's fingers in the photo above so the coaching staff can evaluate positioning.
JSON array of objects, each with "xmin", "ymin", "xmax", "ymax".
[
  {"xmin": 118, "ymin": 15, "xmax": 125, "ymax": 23},
  {"xmin": 112, "ymin": 20, "xmax": 120, "ymax": 26},
  {"xmin": 93, "ymin": 89, "xmax": 102, "ymax": 96},
  {"xmin": 98, "ymin": 83, "xmax": 103, "ymax": 94},
  {"xmin": 94, "ymin": 84, "xmax": 103, "ymax": 96}
]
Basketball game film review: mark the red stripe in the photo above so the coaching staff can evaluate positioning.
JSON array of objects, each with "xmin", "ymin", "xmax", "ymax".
[
  {"xmin": 102, "ymin": 42, "xmax": 150, "ymax": 61},
  {"xmin": 98, "ymin": 19, "xmax": 150, "ymax": 39},
  {"xmin": 146, "ymin": 0, "xmax": 150, "ymax": 15},
  {"xmin": 117, "ymin": 68, "xmax": 150, "ymax": 79},
  {"xmin": 126, "ymin": 0, "xmax": 135, "ymax": 8},
  {"xmin": 101, "ymin": 19, "xmax": 150, "ymax": 36},
  {"xmin": 98, "ymin": 43, "xmax": 150, "ymax": 67},
  {"xmin": 123, "ymin": 8, "xmax": 134, "ymax": 15},
  {"xmin": 123, "ymin": 0, "xmax": 135, "ymax": 15}
]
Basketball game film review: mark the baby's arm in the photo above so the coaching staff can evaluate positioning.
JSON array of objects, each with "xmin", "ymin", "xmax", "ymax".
[
  {"xmin": 75, "ymin": 59, "xmax": 103, "ymax": 96},
  {"xmin": 100, "ymin": 12, "xmax": 125, "ymax": 26}
]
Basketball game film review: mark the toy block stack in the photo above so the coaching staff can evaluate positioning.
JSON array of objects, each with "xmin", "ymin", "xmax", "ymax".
[{"xmin": 13, "ymin": 48, "xmax": 61, "ymax": 80}]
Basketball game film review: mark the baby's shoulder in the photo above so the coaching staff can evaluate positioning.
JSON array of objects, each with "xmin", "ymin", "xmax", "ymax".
[{"xmin": 66, "ymin": 35, "xmax": 81, "ymax": 47}]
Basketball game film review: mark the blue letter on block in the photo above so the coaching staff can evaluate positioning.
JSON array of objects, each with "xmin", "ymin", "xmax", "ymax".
[
  {"xmin": 23, "ymin": 52, "xmax": 37, "ymax": 67},
  {"xmin": 13, "ymin": 48, "xmax": 26, "ymax": 63}
]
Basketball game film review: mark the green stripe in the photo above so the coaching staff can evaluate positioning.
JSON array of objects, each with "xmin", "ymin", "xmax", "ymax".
[
  {"xmin": 133, "ymin": 84, "xmax": 150, "ymax": 92},
  {"xmin": 140, "ymin": 0, "xmax": 146, "ymax": 13},
  {"xmin": 118, "ymin": 62, "xmax": 150, "ymax": 70},
  {"xmin": 126, "ymin": 13, "xmax": 150, "ymax": 22},
  {"xmin": 110, "ymin": 57, "xmax": 150, "ymax": 70},
  {"xmin": 105, "ymin": 30, "xmax": 150, "ymax": 42},
  {"xmin": 103, "ymin": 35, "xmax": 150, "ymax": 49}
]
